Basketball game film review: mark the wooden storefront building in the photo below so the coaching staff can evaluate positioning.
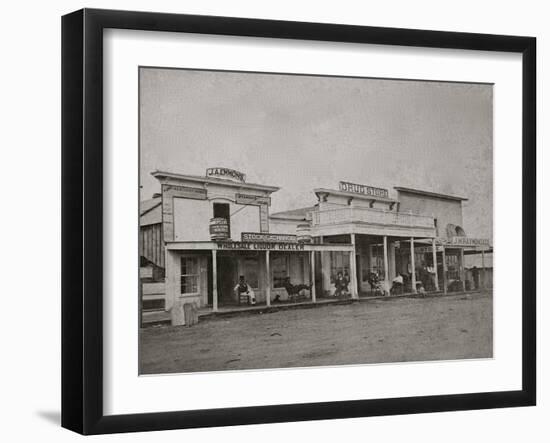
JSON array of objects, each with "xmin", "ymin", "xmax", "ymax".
[{"xmin": 140, "ymin": 168, "xmax": 492, "ymax": 325}]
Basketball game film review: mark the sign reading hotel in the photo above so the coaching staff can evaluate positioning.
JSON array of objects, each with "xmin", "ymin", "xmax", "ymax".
[
  {"xmin": 242, "ymin": 232, "xmax": 297, "ymax": 243},
  {"xmin": 339, "ymin": 181, "xmax": 389, "ymax": 198},
  {"xmin": 206, "ymin": 167, "xmax": 246, "ymax": 183}
]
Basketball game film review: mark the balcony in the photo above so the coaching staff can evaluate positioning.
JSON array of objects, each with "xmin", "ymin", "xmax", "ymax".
[{"xmin": 309, "ymin": 206, "xmax": 435, "ymax": 237}]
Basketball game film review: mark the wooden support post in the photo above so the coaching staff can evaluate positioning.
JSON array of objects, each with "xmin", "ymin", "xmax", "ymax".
[
  {"xmin": 481, "ymin": 248, "xmax": 486, "ymax": 289},
  {"xmin": 319, "ymin": 236, "xmax": 329, "ymax": 295},
  {"xmin": 311, "ymin": 250, "xmax": 316, "ymax": 303},
  {"xmin": 350, "ymin": 234, "xmax": 358, "ymax": 299},
  {"xmin": 383, "ymin": 235, "xmax": 390, "ymax": 295},
  {"xmin": 442, "ymin": 247, "xmax": 448, "ymax": 294},
  {"xmin": 460, "ymin": 248, "xmax": 465, "ymax": 291},
  {"xmin": 410, "ymin": 237, "xmax": 417, "ymax": 293},
  {"xmin": 432, "ymin": 238, "xmax": 440, "ymax": 291},
  {"xmin": 212, "ymin": 250, "xmax": 218, "ymax": 312},
  {"xmin": 265, "ymin": 250, "xmax": 271, "ymax": 306}
]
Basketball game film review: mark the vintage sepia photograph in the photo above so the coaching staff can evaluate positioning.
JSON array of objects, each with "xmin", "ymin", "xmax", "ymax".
[{"xmin": 138, "ymin": 67, "xmax": 493, "ymax": 375}]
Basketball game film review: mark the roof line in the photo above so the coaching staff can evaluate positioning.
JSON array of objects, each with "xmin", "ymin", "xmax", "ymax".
[
  {"xmin": 151, "ymin": 170, "xmax": 280, "ymax": 193},
  {"xmin": 394, "ymin": 186, "xmax": 468, "ymax": 201},
  {"xmin": 314, "ymin": 188, "xmax": 397, "ymax": 203},
  {"xmin": 140, "ymin": 200, "xmax": 161, "ymax": 217},
  {"xmin": 269, "ymin": 214, "xmax": 307, "ymax": 220}
]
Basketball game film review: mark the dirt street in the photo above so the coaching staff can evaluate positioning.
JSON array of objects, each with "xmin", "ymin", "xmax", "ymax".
[{"xmin": 139, "ymin": 291, "xmax": 492, "ymax": 374}]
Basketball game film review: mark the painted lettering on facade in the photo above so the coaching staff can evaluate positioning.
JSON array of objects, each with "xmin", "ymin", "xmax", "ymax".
[
  {"xmin": 216, "ymin": 241, "xmax": 305, "ymax": 251},
  {"xmin": 241, "ymin": 232, "xmax": 297, "ymax": 243},
  {"xmin": 206, "ymin": 167, "xmax": 246, "ymax": 183},
  {"xmin": 436, "ymin": 237, "xmax": 491, "ymax": 247},
  {"xmin": 339, "ymin": 181, "xmax": 389, "ymax": 198},
  {"xmin": 449, "ymin": 237, "xmax": 490, "ymax": 246},
  {"xmin": 259, "ymin": 205, "xmax": 269, "ymax": 233},
  {"xmin": 162, "ymin": 184, "xmax": 207, "ymax": 200},
  {"xmin": 235, "ymin": 193, "xmax": 271, "ymax": 206},
  {"xmin": 415, "ymin": 246, "xmax": 444, "ymax": 253}
]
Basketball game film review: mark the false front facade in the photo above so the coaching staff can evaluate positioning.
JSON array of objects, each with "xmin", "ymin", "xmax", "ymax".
[{"xmin": 140, "ymin": 168, "xmax": 492, "ymax": 325}]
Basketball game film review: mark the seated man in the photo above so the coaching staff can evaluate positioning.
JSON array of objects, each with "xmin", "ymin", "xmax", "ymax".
[
  {"xmin": 234, "ymin": 275, "xmax": 256, "ymax": 305},
  {"xmin": 283, "ymin": 277, "xmax": 312, "ymax": 301},
  {"xmin": 335, "ymin": 271, "xmax": 350, "ymax": 297}
]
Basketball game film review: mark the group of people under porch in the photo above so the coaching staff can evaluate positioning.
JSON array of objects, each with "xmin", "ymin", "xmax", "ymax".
[
  {"xmin": 233, "ymin": 257, "xmax": 475, "ymax": 305},
  {"xmin": 367, "ymin": 261, "xmax": 438, "ymax": 296},
  {"xmin": 233, "ymin": 275, "xmax": 313, "ymax": 305}
]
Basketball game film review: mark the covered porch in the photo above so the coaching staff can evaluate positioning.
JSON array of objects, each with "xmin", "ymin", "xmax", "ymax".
[
  {"xmin": 350, "ymin": 235, "xmax": 492, "ymax": 296},
  {"xmin": 164, "ymin": 241, "xmax": 356, "ymax": 325},
  {"xmin": 315, "ymin": 233, "xmax": 442, "ymax": 297}
]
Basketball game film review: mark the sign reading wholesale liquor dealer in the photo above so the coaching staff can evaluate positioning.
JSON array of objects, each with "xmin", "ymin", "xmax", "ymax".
[
  {"xmin": 339, "ymin": 181, "xmax": 389, "ymax": 198},
  {"xmin": 241, "ymin": 232, "xmax": 297, "ymax": 243},
  {"xmin": 217, "ymin": 241, "xmax": 305, "ymax": 251}
]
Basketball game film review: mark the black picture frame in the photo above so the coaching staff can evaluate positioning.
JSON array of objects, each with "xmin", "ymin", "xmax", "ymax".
[{"xmin": 61, "ymin": 8, "xmax": 536, "ymax": 435}]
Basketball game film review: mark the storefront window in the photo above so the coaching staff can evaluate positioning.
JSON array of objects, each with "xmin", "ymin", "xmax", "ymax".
[
  {"xmin": 369, "ymin": 245, "xmax": 385, "ymax": 278},
  {"xmin": 180, "ymin": 257, "xmax": 199, "ymax": 294},
  {"xmin": 242, "ymin": 257, "xmax": 259, "ymax": 288},
  {"xmin": 446, "ymin": 253, "xmax": 460, "ymax": 280},
  {"xmin": 272, "ymin": 255, "xmax": 289, "ymax": 288},
  {"xmin": 330, "ymin": 251, "xmax": 350, "ymax": 280}
]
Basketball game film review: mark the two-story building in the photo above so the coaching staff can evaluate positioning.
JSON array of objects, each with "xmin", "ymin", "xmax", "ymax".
[{"xmin": 140, "ymin": 168, "xmax": 492, "ymax": 325}]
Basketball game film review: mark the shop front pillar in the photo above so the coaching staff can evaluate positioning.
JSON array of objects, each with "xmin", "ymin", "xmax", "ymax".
[
  {"xmin": 388, "ymin": 241, "xmax": 396, "ymax": 283},
  {"xmin": 321, "ymin": 252, "xmax": 331, "ymax": 296},
  {"xmin": 442, "ymin": 247, "xmax": 448, "ymax": 294},
  {"xmin": 310, "ymin": 250, "xmax": 317, "ymax": 303},
  {"xmin": 383, "ymin": 236, "xmax": 390, "ymax": 295},
  {"xmin": 265, "ymin": 250, "xmax": 271, "ymax": 306},
  {"xmin": 350, "ymin": 234, "xmax": 358, "ymax": 299},
  {"xmin": 481, "ymin": 248, "xmax": 486, "ymax": 289},
  {"xmin": 212, "ymin": 250, "xmax": 218, "ymax": 312},
  {"xmin": 460, "ymin": 248, "xmax": 466, "ymax": 291},
  {"xmin": 432, "ymin": 238, "xmax": 440, "ymax": 291},
  {"xmin": 410, "ymin": 237, "xmax": 417, "ymax": 293}
]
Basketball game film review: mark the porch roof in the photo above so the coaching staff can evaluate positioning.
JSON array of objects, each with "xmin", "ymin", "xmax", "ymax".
[{"xmin": 165, "ymin": 241, "xmax": 354, "ymax": 252}]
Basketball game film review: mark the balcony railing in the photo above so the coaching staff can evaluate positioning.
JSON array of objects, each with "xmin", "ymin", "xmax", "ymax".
[{"xmin": 310, "ymin": 207, "xmax": 435, "ymax": 229}]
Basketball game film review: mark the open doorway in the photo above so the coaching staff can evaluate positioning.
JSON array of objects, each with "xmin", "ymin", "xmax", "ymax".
[{"xmin": 217, "ymin": 255, "xmax": 236, "ymax": 304}]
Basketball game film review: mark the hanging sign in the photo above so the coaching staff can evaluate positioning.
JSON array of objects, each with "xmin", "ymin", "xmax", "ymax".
[{"xmin": 259, "ymin": 205, "xmax": 269, "ymax": 233}]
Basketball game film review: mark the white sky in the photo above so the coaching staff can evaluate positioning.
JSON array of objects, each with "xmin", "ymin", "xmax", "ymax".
[{"xmin": 140, "ymin": 68, "xmax": 493, "ymax": 240}]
